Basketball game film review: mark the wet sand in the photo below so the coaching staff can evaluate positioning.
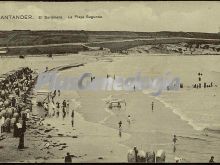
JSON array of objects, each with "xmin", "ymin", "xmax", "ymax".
[{"xmin": 1, "ymin": 53, "xmax": 220, "ymax": 162}]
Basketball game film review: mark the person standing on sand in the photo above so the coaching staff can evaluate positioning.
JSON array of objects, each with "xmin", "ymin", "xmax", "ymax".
[
  {"xmin": 62, "ymin": 106, "xmax": 66, "ymax": 120},
  {"xmin": 173, "ymin": 134, "xmax": 177, "ymax": 145},
  {"xmin": 151, "ymin": 101, "xmax": 154, "ymax": 112},
  {"xmin": 66, "ymin": 100, "xmax": 70, "ymax": 115},
  {"xmin": 173, "ymin": 134, "xmax": 178, "ymax": 153},
  {"xmin": 118, "ymin": 121, "xmax": 122, "ymax": 137},
  {"xmin": 134, "ymin": 146, "xmax": 139, "ymax": 162},
  {"xmin": 64, "ymin": 152, "xmax": 72, "ymax": 163},
  {"xmin": 48, "ymin": 102, "xmax": 52, "ymax": 118},
  {"xmin": 58, "ymin": 90, "xmax": 61, "ymax": 97},
  {"xmin": 62, "ymin": 100, "xmax": 67, "ymax": 110},
  {"xmin": 127, "ymin": 115, "xmax": 131, "ymax": 125},
  {"xmin": 53, "ymin": 90, "xmax": 56, "ymax": 97},
  {"xmin": 71, "ymin": 109, "xmax": 75, "ymax": 127},
  {"xmin": 56, "ymin": 102, "xmax": 60, "ymax": 118},
  {"xmin": 209, "ymin": 156, "xmax": 215, "ymax": 163},
  {"xmin": 17, "ymin": 122, "xmax": 24, "ymax": 149},
  {"xmin": 52, "ymin": 101, "xmax": 56, "ymax": 117},
  {"xmin": 18, "ymin": 114, "xmax": 26, "ymax": 150}
]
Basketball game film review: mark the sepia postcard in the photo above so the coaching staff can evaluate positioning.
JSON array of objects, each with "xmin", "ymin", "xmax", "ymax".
[{"xmin": 0, "ymin": 1, "xmax": 220, "ymax": 163}]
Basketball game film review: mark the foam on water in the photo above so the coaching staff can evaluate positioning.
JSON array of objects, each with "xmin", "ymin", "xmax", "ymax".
[
  {"xmin": 155, "ymin": 96, "xmax": 210, "ymax": 131},
  {"xmin": 143, "ymin": 90, "xmax": 210, "ymax": 131},
  {"xmin": 99, "ymin": 108, "xmax": 115, "ymax": 124}
]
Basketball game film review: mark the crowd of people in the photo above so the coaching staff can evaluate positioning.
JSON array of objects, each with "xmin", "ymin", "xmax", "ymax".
[
  {"xmin": 0, "ymin": 67, "xmax": 37, "ymax": 149},
  {"xmin": 193, "ymin": 72, "xmax": 216, "ymax": 89},
  {"xmin": 42, "ymin": 89, "xmax": 75, "ymax": 128}
]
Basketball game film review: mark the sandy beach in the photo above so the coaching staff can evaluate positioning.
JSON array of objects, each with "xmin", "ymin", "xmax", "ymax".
[{"xmin": 1, "ymin": 53, "xmax": 220, "ymax": 163}]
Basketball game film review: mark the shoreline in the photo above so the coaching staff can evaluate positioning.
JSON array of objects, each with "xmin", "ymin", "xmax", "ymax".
[{"xmin": 1, "ymin": 54, "xmax": 220, "ymax": 163}]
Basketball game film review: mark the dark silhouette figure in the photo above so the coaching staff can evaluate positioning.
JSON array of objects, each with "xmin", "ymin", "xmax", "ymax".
[
  {"xmin": 118, "ymin": 121, "xmax": 122, "ymax": 137},
  {"xmin": 151, "ymin": 102, "xmax": 154, "ymax": 112},
  {"xmin": 118, "ymin": 121, "xmax": 122, "ymax": 129},
  {"xmin": 13, "ymin": 121, "xmax": 19, "ymax": 137},
  {"xmin": 173, "ymin": 134, "xmax": 177, "ymax": 153},
  {"xmin": 71, "ymin": 110, "xmax": 75, "ymax": 127},
  {"xmin": 173, "ymin": 145, "xmax": 176, "ymax": 153},
  {"xmin": 18, "ymin": 114, "xmax": 27, "ymax": 150},
  {"xmin": 64, "ymin": 152, "xmax": 72, "ymax": 163},
  {"xmin": 62, "ymin": 107, "xmax": 66, "ymax": 120},
  {"xmin": 209, "ymin": 156, "xmax": 215, "ymax": 163},
  {"xmin": 173, "ymin": 134, "xmax": 177, "ymax": 145},
  {"xmin": 18, "ymin": 129, "xmax": 24, "ymax": 149},
  {"xmin": 11, "ymin": 97, "xmax": 16, "ymax": 107},
  {"xmin": 134, "ymin": 146, "xmax": 139, "ymax": 162}
]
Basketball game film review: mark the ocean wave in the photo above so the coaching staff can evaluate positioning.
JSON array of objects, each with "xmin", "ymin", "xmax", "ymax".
[
  {"xmin": 203, "ymin": 127, "xmax": 220, "ymax": 134},
  {"xmin": 99, "ymin": 108, "xmax": 115, "ymax": 124},
  {"xmin": 145, "ymin": 93, "xmax": 208, "ymax": 131},
  {"xmin": 177, "ymin": 135, "xmax": 208, "ymax": 142}
]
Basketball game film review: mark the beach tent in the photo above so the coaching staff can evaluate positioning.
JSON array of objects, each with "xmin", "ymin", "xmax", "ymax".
[
  {"xmin": 146, "ymin": 151, "xmax": 155, "ymax": 163},
  {"xmin": 156, "ymin": 149, "xmax": 166, "ymax": 163}
]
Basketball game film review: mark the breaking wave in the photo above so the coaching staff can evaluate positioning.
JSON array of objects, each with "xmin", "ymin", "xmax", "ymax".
[{"xmin": 143, "ymin": 92, "xmax": 209, "ymax": 131}]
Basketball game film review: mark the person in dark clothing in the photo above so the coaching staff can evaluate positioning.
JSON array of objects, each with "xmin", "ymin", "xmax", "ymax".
[
  {"xmin": 18, "ymin": 114, "xmax": 27, "ymax": 149},
  {"xmin": 56, "ymin": 102, "xmax": 60, "ymax": 117},
  {"xmin": 118, "ymin": 121, "xmax": 122, "ymax": 137},
  {"xmin": 151, "ymin": 101, "xmax": 154, "ymax": 112},
  {"xmin": 18, "ymin": 130, "xmax": 24, "ymax": 149},
  {"xmin": 21, "ymin": 114, "xmax": 27, "ymax": 133},
  {"xmin": 209, "ymin": 156, "xmax": 215, "ymax": 163},
  {"xmin": 62, "ymin": 100, "xmax": 67, "ymax": 108},
  {"xmin": 118, "ymin": 121, "xmax": 122, "ymax": 129},
  {"xmin": 134, "ymin": 146, "xmax": 139, "ymax": 162},
  {"xmin": 17, "ymin": 121, "xmax": 24, "ymax": 149},
  {"xmin": 11, "ymin": 97, "xmax": 16, "ymax": 107},
  {"xmin": 62, "ymin": 107, "xmax": 66, "ymax": 120},
  {"xmin": 13, "ymin": 122, "xmax": 19, "ymax": 137},
  {"xmin": 64, "ymin": 152, "xmax": 72, "ymax": 163},
  {"xmin": 173, "ymin": 134, "xmax": 177, "ymax": 145},
  {"xmin": 71, "ymin": 110, "xmax": 75, "ymax": 127},
  {"xmin": 53, "ymin": 90, "xmax": 56, "ymax": 97}
]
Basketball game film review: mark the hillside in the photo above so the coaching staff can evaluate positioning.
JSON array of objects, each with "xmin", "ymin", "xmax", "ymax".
[{"xmin": 1, "ymin": 30, "xmax": 220, "ymax": 55}]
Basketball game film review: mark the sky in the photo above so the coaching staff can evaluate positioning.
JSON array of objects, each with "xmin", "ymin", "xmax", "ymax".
[{"xmin": 0, "ymin": 1, "xmax": 220, "ymax": 33}]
